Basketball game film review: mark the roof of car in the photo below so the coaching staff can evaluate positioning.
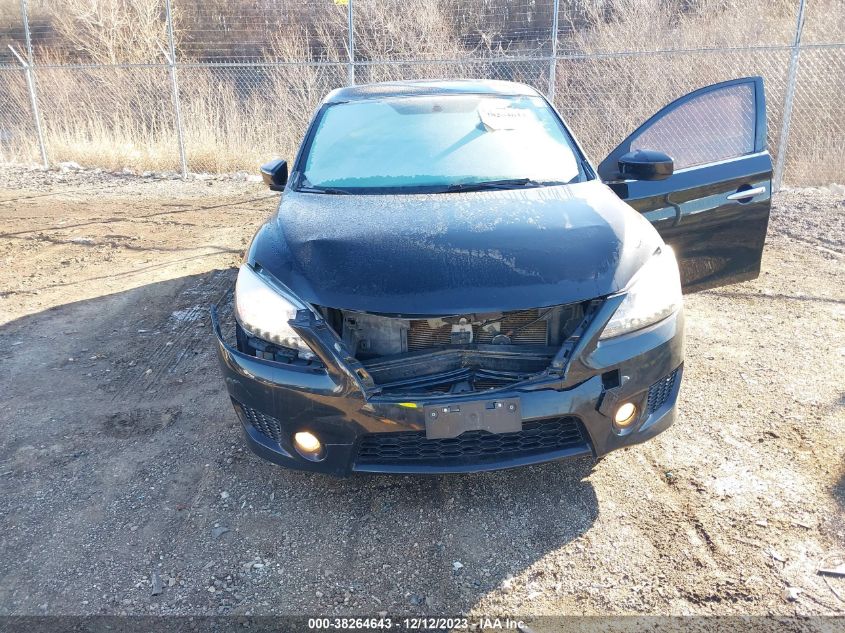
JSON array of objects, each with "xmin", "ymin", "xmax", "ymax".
[{"xmin": 323, "ymin": 79, "xmax": 542, "ymax": 103}]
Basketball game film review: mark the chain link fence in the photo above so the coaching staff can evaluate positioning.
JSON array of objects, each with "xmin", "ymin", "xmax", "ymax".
[{"xmin": 0, "ymin": 0, "xmax": 842, "ymax": 187}]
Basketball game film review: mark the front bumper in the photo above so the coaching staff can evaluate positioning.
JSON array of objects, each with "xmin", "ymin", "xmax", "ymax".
[{"xmin": 211, "ymin": 304, "xmax": 684, "ymax": 476}]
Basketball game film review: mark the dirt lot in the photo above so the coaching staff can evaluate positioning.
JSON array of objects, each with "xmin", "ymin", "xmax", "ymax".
[{"xmin": 0, "ymin": 166, "xmax": 843, "ymax": 620}]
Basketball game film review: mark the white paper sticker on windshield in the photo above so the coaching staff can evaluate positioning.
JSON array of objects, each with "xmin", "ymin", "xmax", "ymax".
[{"xmin": 478, "ymin": 100, "xmax": 534, "ymax": 131}]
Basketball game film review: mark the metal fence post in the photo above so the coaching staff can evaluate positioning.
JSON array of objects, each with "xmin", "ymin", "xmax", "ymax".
[
  {"xmin": 164, "ymin": 0, "xmax": 188, "ymax": 178},
  {"xmin": 548, "ymin": 0, "xmax": 560, "ymax": 102},
  {"xmin": 347, "ymin": 0, "xmax": 356, "ymax": 85},
  {"xmin": 773, "ymin": 0, "xmax": 806, "ymax": 192},
  {"xmin": 18, "ymin": 0, "xmax": 47, "ymax": 168}
]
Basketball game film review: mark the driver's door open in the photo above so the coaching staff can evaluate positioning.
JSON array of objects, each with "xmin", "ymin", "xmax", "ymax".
[{"xmin": 599, "ymin": 77, "xmax": 772, "ymax": 293}]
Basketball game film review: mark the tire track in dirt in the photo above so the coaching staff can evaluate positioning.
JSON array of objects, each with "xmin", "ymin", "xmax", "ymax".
[{"xmin": 109, "ymin": 269, "xmax": 234, "ymax": 401}]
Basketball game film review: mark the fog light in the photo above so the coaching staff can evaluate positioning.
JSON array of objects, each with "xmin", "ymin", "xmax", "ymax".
[
  {"xmin": 614, "ymin": 402, "xmax": 638, "ymax": 427},
  {"xmin": 294, "ymin": 431, "xmax": 321, "ymax": 454}
]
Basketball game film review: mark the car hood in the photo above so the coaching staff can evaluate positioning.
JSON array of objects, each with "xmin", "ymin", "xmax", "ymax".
[{"xmin": 248, "ymin": 180, "xmax": 662, "ymax": 315}]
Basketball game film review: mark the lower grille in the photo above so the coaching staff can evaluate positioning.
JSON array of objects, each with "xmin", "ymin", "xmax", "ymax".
[
  {"xmin": 647, "ymin": 368, "xmax": 680, "ymax": 414},
  {"xmin": 356, "ymin": 416, "xmax": 586, "ymax": 467},
  {"xmin": 236, "ymin": 401, "xmax": 283, "ymax": 443}
]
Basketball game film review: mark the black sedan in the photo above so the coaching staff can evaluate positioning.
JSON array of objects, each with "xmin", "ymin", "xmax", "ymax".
[{"xmin": 211, "ymin": 78, "xmax": 771, "ymax": 475}]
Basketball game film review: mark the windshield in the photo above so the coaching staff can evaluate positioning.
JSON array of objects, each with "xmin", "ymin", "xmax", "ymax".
[{"xmin": 297, "ymin": 94, "xmax": 586, "ymax": 194}]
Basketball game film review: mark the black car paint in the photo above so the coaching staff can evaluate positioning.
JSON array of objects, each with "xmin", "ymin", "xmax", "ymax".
[
  {"xmin": 611, "ymin": 154, "xmax": 771, "ymax": 292},
  {"xmin": 212, "ymin": 78, "xmax": 771, "ymax": 475},
  {"xmin": 246, "ymin": 181, "xmax": 661, "ymax": 315},
  {"xmin": 601, "ymin": 78, "xmax": 772, "ymax": 292}
]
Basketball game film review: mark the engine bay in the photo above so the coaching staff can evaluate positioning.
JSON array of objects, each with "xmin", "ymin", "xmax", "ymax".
[{"xmin": 316, "ymin": 303, "xmax": 589, "ymax": 395}]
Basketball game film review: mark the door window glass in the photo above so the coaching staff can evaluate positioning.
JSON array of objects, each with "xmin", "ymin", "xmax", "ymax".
[{"xmin": 630, "ymin": 83, "xmax": 756, "ymax": 170}]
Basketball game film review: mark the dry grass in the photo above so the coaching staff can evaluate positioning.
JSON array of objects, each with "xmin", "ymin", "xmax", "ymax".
[
  {"xmin": 46, "ymin": 0, "xmax": 170, "ymax": 65},
  {"xmin": 35, "ymin": 65, "xmax": 179, "ymax": 172},
  {"xmin": 0, "ymin": 0, "xmax": 842, "ymax": 184}
]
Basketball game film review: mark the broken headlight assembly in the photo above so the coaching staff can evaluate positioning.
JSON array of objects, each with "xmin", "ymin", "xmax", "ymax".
[
  {"xmin": 599, "ymin": 246, "xmax": 682, "ymax": 339},
  {"xmin": 234, "ymin": 264, "xmax": 317, "ymax": 360}
]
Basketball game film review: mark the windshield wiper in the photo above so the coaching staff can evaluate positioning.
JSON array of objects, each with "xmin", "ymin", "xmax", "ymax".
[
  {"xmin": 297, "ymin": 185, "xmax": 351, "ymax": 195},
  {"xmin": 441, "ymin": 178, "xmax": 557, "ymax": 193}
]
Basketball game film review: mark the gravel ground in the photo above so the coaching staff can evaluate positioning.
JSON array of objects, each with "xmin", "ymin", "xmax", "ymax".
[{"xmin": 0, "ymin": 166, "xmax": 843, "ymax": 620}]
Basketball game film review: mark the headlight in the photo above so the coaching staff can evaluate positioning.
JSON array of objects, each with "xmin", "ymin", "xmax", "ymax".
[
  {"xmin": 234, "ymin": 264, "xmax": 317, "ymax": 359},
  {"xmin": 599, "ymin": 247, "xmax": 682, "ymax": 339}
]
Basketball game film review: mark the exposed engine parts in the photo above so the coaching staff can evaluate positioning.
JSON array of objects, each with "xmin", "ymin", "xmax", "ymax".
[{"xmin": 315, "ymin": 303, "xmax": 590, "ymax": 395}]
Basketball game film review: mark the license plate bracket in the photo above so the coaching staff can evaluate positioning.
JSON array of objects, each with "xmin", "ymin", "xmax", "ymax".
[{"xmin": 424, "ymin": 398, "xmax": 521, "ymax": 439}]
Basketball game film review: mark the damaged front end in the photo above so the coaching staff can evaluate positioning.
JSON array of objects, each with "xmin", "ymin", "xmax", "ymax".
[
  {"xmin": 213, "ymin": 227, "xmax": 684, "ymax": 475},
  {"xmin": 228, "ymin": 297, "xmax": 601, "ymax": 400},
  {"xmin": 213, "ymin": 284, "xmax": 683, "ymax": 475},
  {"xmin": 315, "ymin": 302, "xmax": 598, "ymax": 397}
]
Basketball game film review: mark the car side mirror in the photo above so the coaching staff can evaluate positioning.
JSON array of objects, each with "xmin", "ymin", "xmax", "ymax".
[
  {"xmin": 260, "ymin": 159, "xmax": 288, "ymax": 191},
  {"xmin": 618, "ymin": 149, "xmax": 673, "ymax": 181}
]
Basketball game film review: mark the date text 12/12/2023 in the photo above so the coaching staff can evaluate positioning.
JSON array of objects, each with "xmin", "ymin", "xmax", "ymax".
[{"xmin": 307, "ymin": 617, "xmax": 529, "ymax": 630}]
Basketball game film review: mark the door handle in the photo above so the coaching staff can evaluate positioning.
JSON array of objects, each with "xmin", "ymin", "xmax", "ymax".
[{"xmin": 727, "ymin": 186, "xmax": 766, "ymax": 201}]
